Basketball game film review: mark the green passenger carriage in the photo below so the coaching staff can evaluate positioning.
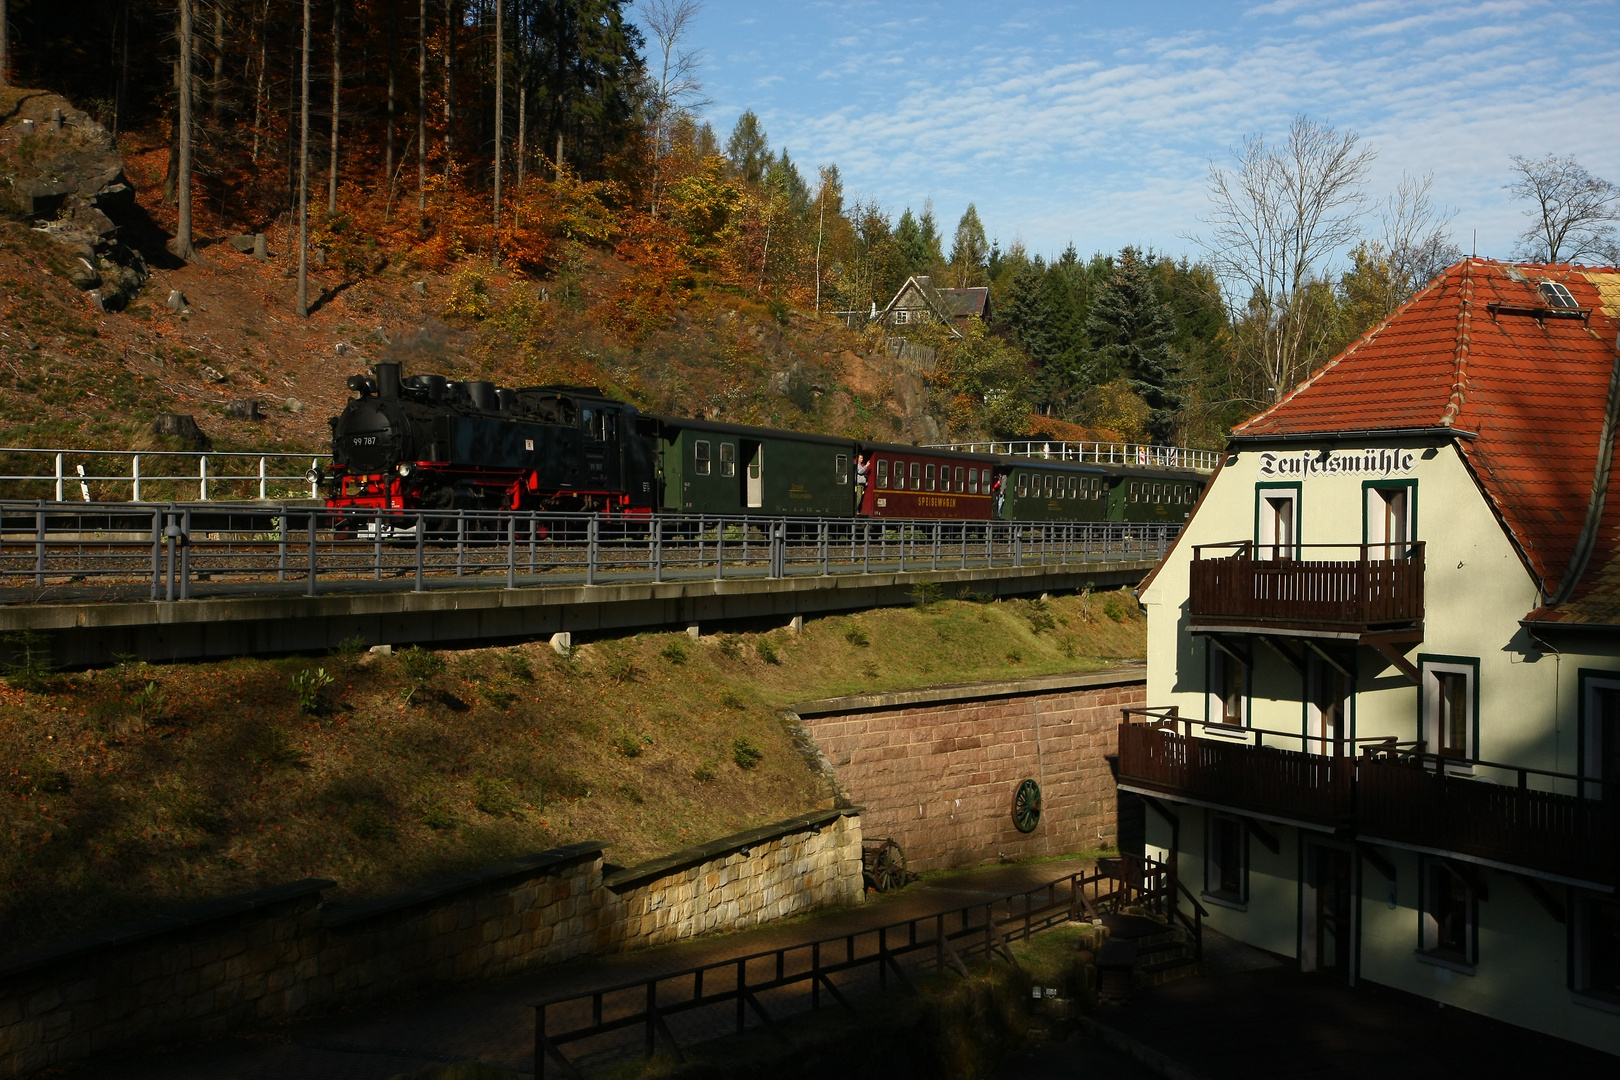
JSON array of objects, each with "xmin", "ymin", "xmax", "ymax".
[{"xmin": 659, "ymin": 418, "xmax": 855, "ymax": 516}]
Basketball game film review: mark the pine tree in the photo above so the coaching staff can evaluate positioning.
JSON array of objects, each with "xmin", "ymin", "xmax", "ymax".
[{"xmin": 1086, "ymin": 247, "xmax": 1183, "ymax": 442}]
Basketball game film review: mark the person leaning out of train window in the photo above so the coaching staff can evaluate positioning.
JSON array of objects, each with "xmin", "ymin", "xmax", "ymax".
[
  {"xmin": 991, "ymin": 472, "xmax": 1005, "ymax": 516},
  {"xmin": 854, "ymin": 453, "xmax": 869, "ymax": 507}
]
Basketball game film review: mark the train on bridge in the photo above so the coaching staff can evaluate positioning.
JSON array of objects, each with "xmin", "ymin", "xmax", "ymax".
[{"xmin": 325, "ymin": 362, "xmax": 1207, "ymax": 525}]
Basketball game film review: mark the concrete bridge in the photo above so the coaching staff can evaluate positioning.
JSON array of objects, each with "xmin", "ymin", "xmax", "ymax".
[{"xmin": 0, "ymin": 503, "xmax": 1170, "ymax": 664}]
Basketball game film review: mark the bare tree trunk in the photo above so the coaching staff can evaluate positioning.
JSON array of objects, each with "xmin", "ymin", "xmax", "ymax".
[
  {"xmin": 442, "ymin": 0, "xmax": 455, "ymax": 179},
  {"xmin": 555, "ymin": 130, "xmax": 562, "ymax": 177},
  {"xmin": 251, "ymin": 0, "xmax": 268, "ymax": 163},
  {"xmin": 211, "ymin": 2, "xmax": 225, "ymax": 122},
  {"xmin": 417, "ymin": 0, "xmax": 426, "ymax": 212},
  {"xmin": 171, "ymin": 0, "xmax": 198, "ymax": 259},
  {"xmin": 163, "ymin": 58, "xmax": 181, "ymax": 203},
  {"xmin": 0, "ymin": 0, "xmax": 9, "ymax": 87},
  {"xmin": 328, "ymin": 0, "xmax": 341, "ymax": 216},
  {"xmin": 386, "ymin": 0, "xmax": 397, "ymax": 184},
  {"xmin": 297, "ymin": 0, "xmax": 311, "ymax": 316},
  {"xmin": 115, "ymin": 0, "xmax": 130, "ymax": 134},
  {"xmin": 493, "ymin": 0, "xmax": 502, "ymax": 229},
  {"xmin": 516, "ymin": 85, "xmax": 525, "ymax": 187}
]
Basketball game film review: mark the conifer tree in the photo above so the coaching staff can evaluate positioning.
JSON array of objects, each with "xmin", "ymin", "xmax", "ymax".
[
  {"xmin": 1087, "ymin": 247, "xmax": 1183, "ymax": 442},
  {"xmin": 949, "ymin": 203, "xmax": 989, "ymax": 287},
  {"xmin": 169, "ymin": 0, "xmax": 197, "ymax": 260},
  {"xmin": 725, "ymin": 109, "xmax": 770, "ymax": 183}
]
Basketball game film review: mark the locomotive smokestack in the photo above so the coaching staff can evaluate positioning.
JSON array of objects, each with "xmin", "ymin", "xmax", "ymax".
[
  {"xmin": 375, "ymin": 362, "xmax": 402, "ymax": 399},
  {"xmin": 467, "ymin": 381, "xmax": 499, "ymax": 411}
]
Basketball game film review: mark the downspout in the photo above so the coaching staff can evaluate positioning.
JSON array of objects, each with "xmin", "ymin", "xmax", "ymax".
[{"xmin": 1549, "ymin": 331, "xmax": 1620, "ymax": 606}]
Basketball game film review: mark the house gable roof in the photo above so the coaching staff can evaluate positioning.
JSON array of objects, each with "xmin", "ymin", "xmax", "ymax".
[{"xmin": 1234, "ymin": 259, "xmax": 1620, "ymax": 614}]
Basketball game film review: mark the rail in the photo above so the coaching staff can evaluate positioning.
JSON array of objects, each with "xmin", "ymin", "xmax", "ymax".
[
  {"xmin": 926, "ymin": 441, "xmax": 1220, "ymax": 474},
  {"xmin": 0, "ymin": 447, "xmax": 323, "ymax": 502},
  {"xmin": 0, "ymin": 503, "xmax": 1179, "ymax": 604},
  {"xmin": 532, "ymin": 854, "xmax": 1189, "ymax": 1077},
  {"xmin": 1189, "ymin": 541, "xmax": 1425, "ymax": 629}
]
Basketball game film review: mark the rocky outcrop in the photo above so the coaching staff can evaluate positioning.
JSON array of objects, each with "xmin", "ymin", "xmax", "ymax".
[{"xmin": 2, "ymin": 93, "xmax": 149, "ymax": 308}]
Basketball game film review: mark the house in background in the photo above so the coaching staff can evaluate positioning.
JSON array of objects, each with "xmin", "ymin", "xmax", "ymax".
[
  {"xmin": 873, "ymin": 275, "xmax": 991, "ymax": 338},
  {"xmin": 1130, "ymin": 259, "xmax": 1620, "ymax": 1054}
]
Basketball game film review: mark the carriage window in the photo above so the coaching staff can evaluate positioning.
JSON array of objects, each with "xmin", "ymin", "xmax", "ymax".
[
  {"xmin": 876, "ymin": 459, "xmax": 889, "ymax": 488},
  {"xmin": 1130, "ymin": 482, "xmax": 1140, "ymax": 502},
  {"xmin": 955, "ymin": 467, "xmax": 965, "ymax": 492},
  {"xmin": 894, "ymin": 462, "xmax": 905, "ymax": 490},
  {"xmin": 1056, "ymin": 476, "xmax": 1067, "ymax": 499},
  {"xmin": 1017, "ymin": 473, "xmax": 1028, "ymax": 497},
  {"xmin": 695, "ymin": 440, "xmax": 712, "ymax": 476},
  {"xmin": 1153, "ymin": 483, "xmax": 1163, "ymax": 503},
  {"xmin": 969, "ymin": 469, "xmax": 980, "ymax": 494},
  {"xmin": 1043, "ymin": 474, "xmax": 1053, "ymax": 497},
  {"xmin": 910, "ymin": 462, "xmax": 921, "ymax": 487},
  {"xmin": 835, "ymin": 454, "xmax": 849, "ymax": 484},
  {"xmin": 719, "ymin": 442, "xmax": 736, "ymax": 478},
  {"xmin": 939, "ymin": 465, "xmax": 950, "ymax": 493},
  {"xmin": 925, "ymin": 464, "xmax": 936, "ymax": 491}
]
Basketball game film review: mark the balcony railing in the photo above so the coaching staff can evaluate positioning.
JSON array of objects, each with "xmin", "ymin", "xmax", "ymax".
[
  {"xmin": 1359, "ymin": 748, "xmax": 1614, "ymax": 884},
  {"xmin": 1117, "ymin": 709, "xmax": 1374, "ymax": 827},
  {"xmin": 1118, "ymin": 709, "xmax": 1616, "ymax": 885},
  {"xmin": 1188, "ymin": 542, "xmax": 1424, "ymax": 631}
]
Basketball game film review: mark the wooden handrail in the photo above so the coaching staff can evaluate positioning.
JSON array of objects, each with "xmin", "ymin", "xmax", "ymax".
[
  {"xmin": 1364, "ymin": 744, "xmax": 1607, "ymax": 791},
  {"xmin": 1192, "ymin": 541, "xmax": 1426, "ymax": 560}
]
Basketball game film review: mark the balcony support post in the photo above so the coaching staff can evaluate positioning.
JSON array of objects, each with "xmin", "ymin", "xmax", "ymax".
[
  {"xmin": 1512, "ymin": 873, "xmax": 1567, "ymax": 924},
  {"xmin": 1356, "ymin": 842, "xmax": 1397, "ymax": 883},
  {"xmin": 1440, "ymin": 858, "xmax": 1490, "ymax": 901},
  {"xmin": 1363, "ymin": 634, "xmax": 1420, "ymax": 684},
  {"xmin": 1244, "ymin": 817, "xmax": 1281, "ymax": 855},
  {"xmin": 1204, "ymin": 632, "xmax": 1252, "ymax": 668},
  {"xmin": 1304, "ymin": 639, "xmax": 1356, "ymax": 679},
  {"xmin": 1257, "ymin": 634, "xmax": 1306, "ymax": 675}
]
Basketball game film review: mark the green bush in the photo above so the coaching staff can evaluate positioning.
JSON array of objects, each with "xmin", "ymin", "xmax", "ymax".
[
  {"xmin": 660, "ymin": 637, "xmax": 690, "ymax": 665},
  {"xmin": 332, "ymin": 634, "xmax": 369, "ymax": 657},
  {"xmin": 396, "ymin": 645, "xmax": 447, "ymax": 683},
  {"xmin": 1101, "ymin": 592, "xmax": 1127, "ymax": 623},
  {"xmin": 3, "ymin": 630, "xmax": 56, "ymax": 692},
  {"xmin": 910, "ymin": 580, "xmax": 943, "ymax": 609},
  {"xmin": 473, "ymin": 776, "xmax": 520, "ymax": 816},
  {"xmin": 499, "ymin": 649, "xmax": 534, "ymax": 681},
  {"xmin": 692, "ymin": 762, "xmax": 717, "ymax": 783},
  {"xmin": 611, "ymin": 729, "xmax": 645, "ymax": 758},
  {"xmin": 131, "ymin": 680, "xmax": 167, "ymax": 723},
  {"xmin": 732, "ymin": 737, "xmax": 763, "ymax": 770},
  {"xmin": 844, "ymin": 623, "xmax": 870, "ymax": 648},
  {"xmin": 290, "ymin": 668, "xmax": 334, "ymax": 714},
  {"xmin": 755, "ymin": 638, "xmax": 780, "ymax": 665}
]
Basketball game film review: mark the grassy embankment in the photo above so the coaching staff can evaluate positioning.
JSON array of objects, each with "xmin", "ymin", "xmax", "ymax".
[{"xmin": 1, "ymin": 589, "xmax": 1144, "ymax": 950}]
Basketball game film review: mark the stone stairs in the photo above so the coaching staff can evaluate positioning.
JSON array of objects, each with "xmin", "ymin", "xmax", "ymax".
[{"xmin": 1096, "ymin": 912, "xmax": 1200, "ymax": 1005}]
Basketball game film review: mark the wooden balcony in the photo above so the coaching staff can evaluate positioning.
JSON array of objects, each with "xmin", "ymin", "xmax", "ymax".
[
  {"xmin": 1117, "ymin": 712, "xmax": 1355, "ymax": 828},
  {"xmin": 1119, "ymin": 710, "xmax": 1617, "ymax": 886},
  {"xmin": 1358, "ymin": 751, "xmax": 1615, "ymax": 886},
  {"xmin": 1188, "ymin": 543, "xmax": 1424, "ymax": 635}
]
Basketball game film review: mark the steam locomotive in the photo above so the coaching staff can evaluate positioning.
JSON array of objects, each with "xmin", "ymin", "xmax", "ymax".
[{"xmin": 324, "ymin": 362, "xmax": 1205, "ymax": 523}]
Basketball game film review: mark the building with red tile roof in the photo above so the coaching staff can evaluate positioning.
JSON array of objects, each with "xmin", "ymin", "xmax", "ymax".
[{"xmin": 1130, "ymin": 259, "xmax": 1620, "ymax": 1056}]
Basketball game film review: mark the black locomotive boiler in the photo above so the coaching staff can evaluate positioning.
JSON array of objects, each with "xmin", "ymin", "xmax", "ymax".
[{"xmin": 328, "ymin": 361, "xmax": 657, "ymax": 513}]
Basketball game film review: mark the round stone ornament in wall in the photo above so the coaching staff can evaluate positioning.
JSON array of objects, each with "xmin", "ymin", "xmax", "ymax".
[{"xmin": 1011, "ymin": 778, "xmax": 1043, "ymax": 833}]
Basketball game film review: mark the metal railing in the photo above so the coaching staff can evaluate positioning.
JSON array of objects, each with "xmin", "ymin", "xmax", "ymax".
[
  {"xmin": 0, "ymin": 503, "xmax": 1179, "ymax": 604},
  {"xmin": 925, "ymin": 440, "xmax": 1220, "ymax": 473},
  {"xmin": 0, "ymin": 448, "xmax": 324, "ymax": 502},
  {"xmin": 533, "ymin": 855, "xmax": 1191, "ymax": 1078}
]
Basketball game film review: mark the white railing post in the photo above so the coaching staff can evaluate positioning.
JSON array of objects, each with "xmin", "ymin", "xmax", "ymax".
[
  {"xmin": 132, "ymin": 454, "xmax": 141, "ymax": 502},
  {"xmin": 54, "ymin": 452, "xmax": 63, "ymax": 501},
  {"xmin": 309, "ymin": 459, "xmax": 319, "ymax": 499},
  {"xmin": 259, "ymin": 457, "xmax": 267, "ymax": 500},
  {"xmin": 199, "ymin": 455, "xmax": 209, "ymax": 500}
]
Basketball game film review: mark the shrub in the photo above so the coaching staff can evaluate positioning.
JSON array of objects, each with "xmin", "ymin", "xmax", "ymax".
[
  {"xmin": 422, "ymin": 803, "xmax": 460, "ymax": 831},
  {"xmin": 1005, "ymin": 650, "xmax": 1023, "ymax": 664},
  {"xmin": 1026, "ymin": 599, "xmax": 1057, "ymax": 635},
  {"xmin": 720, "ymin": 689, "xmax": 746, "ymax": 710},
  {"xmin": 3, "ymin": 630, "xmax": 56, "ymax": 692},
  {"xmin": 844, "ymin": 623, "xmax": 870, "ymax": 648},
  {"xmin": 600, "ymin": 648, "xmax": 639, "ymax": 683},
  {"xmin": 332, "ymin": 634, "xmax": 369, "ymax": 657},
  {"xmin": 396, "ymin": 645, "xmax": 447, "ymax": 683},
  {"xmin": 692, "ymin": 762, "xmax": 717, "ymax": 784},
  {"xmin": 473, "ymin": 776, "xmax": 521, "ymax": 816},
  {"xmin": 715, "ymin": 634, "xmax": 742, "ymax": 660},
  {"xmin": 345, "ymin": 800, "xmax": 397, "ymax": 841},
  {"xmin": 612, "ymin": 729, "xmax": 645, "ymax": 758},
  {"xmin": 660, "ymin": 637, "xmax": 690, "ymax": 665},
  {"xmin": 500, "ymin": 649, "xmax": 534, "ymax": 681},
  {"xmin": 732, "ymin": 737, "xmax": 763, "ymax": 770},
  {"xmin": 290, "ymin": 668, "xmax": 334, "ymax": 714},
  {"xmin": 1101, "ymin": 592, "xmax": 1127, "ymax": 623},
  {"xmin": 755, "ymin": 638, "xmax": 780, "ymax": 665},
  {"xmin": 131, "ymin": 680, "xmax": 167, "ymax": 723},
  {"xmin": 478, "ymin": 680, "xmax": 517, "ymax": 710},
  {"xmin": 910, "ymin": 580, "xmax": 943, "ymax": 609}
]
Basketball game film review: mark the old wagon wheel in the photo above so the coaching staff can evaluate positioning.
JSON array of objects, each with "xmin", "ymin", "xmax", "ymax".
[
  {"xmin": 863, "ymin": 838, "xmax": 908, "ymax": 892},
  {"xmin": 1011, "ymin": 778, "xmax": 1042, "ymax": 833}
]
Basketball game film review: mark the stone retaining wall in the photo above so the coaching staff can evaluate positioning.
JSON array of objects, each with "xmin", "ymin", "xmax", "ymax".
[
  {"xmin": 0, "ymin": 810, "xmax": 861, "ymax": 1077},
  {"xmin": 793, "ymin": 669, "xmax": 1145, "ymax": 871}
]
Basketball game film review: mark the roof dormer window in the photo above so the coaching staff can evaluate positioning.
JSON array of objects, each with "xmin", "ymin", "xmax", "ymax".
[{"xmin": 1539, "ymin": 281, "xmax": 1578, "ymax": 309}]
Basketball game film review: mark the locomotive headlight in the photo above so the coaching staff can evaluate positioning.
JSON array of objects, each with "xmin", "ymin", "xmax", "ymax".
[{"xmin": 396, "ymin": 462, "xmax": 415, "ymax": 477}]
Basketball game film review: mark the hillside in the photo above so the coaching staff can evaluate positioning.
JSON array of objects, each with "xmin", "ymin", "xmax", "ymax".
[
  {"xmin": 0, "ymin": 591, "xmax": 1144, "ymax": 951},
  {"xmin": 0, "ymin": 86, "xmax": 1108, "ymax": 461}
]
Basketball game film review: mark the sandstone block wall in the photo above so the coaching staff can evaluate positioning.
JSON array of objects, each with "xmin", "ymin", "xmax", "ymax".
[
  {"xmin": 795, "ymin": 671, "xmax": 1145, "ymax": 871},
  {"xmin": 0, "ymin": 812, "xmax": 861, "ymax": 1078}
]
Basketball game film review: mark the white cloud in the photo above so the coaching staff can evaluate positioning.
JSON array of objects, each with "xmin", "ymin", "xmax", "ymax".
[{"xmin": 692, "ymin": 0, "xmax": 1620, "ymax": 259}]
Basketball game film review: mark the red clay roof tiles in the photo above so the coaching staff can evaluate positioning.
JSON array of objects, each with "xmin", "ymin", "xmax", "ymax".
[{"xmin": 1235, "ymin": 260, "xmax": 1620, "ymax": 618}]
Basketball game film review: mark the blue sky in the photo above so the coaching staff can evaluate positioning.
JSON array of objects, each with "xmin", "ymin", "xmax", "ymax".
[{"xmin": 632, "ymin": 0, "xmax": 1620, "ymax": 266}]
